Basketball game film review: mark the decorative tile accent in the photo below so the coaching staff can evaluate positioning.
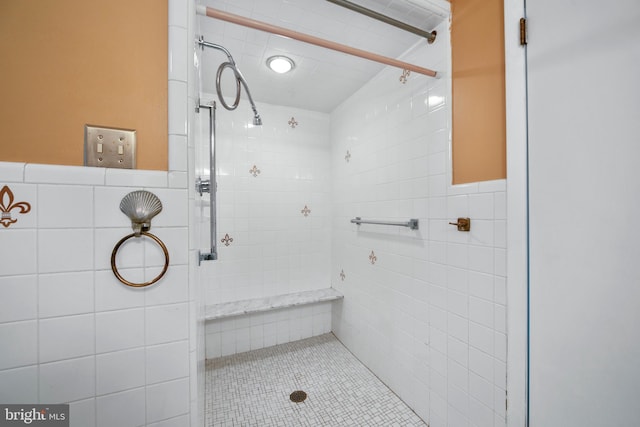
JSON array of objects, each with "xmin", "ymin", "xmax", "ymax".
[
  {"xmin": 206, "ymin": 334, "xmax": 428, "ymax": 427},
  {"xmin": 249, "ymin": 165, "xmax": 261, "ymax": 177},
  {"xmin": 288, "ymin": 117, "xmax": 298, "ymax": 128},
  {"xmin": 369, "ymin": 250, "xmax": 377, "ymax": 265},
  {"xmin": 345, "ymin": 150, "xmax": 351, "ymax": 162},
  {"xmin": 300, "ymin": 205, "xmax": 311, "ymax": 217},
  {"xmin": 399, "ymin": 69, "xmax": 411, "ymax": 84},
  {"xmin": 221, "ymin": 233, "xmax": 234, "ymax": 247},
  {"xmin": 340, "ymin": 270, "xmax": 346, "ymax": 281},
  {"xmin": 0, "ymin": 185, "xmax": 32, "ymax": 228}
]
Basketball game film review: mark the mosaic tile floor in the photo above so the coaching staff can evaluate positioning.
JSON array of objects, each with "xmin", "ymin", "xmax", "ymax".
[{"xmin": 205, "ymin": 333, "xmax": 427, "ymax": 427}]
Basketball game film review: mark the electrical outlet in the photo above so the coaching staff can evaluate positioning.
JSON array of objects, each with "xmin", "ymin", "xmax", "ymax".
[{"xmin": 84, "ymin": 125, "xmax": 136, "ymax": 169}]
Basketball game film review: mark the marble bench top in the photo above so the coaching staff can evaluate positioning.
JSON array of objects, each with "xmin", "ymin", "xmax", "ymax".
[{"xmin": 205, "ymin": 288, "xmax": 344, "ymax": 321}]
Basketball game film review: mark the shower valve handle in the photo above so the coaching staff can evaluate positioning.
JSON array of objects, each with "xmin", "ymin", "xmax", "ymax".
[
  {"xmin": 449, "ymin": 217, "xmax": 471, "ymax": 231},
  {"xmin": 196, "ymin": 177, "xmax": 211, "ymax": 196}
]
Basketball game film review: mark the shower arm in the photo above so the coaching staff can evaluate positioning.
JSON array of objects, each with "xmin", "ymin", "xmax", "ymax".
[
  {"xmin": 197, "ymin": 38, "xmax": 235, "ymax": 64},
  {"xmin": 197, "ymin": 37, "xmax": 262, "ymax": 125}
]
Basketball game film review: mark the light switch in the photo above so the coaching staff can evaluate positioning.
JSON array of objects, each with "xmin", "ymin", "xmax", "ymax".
[{"xmin": 84, "ymin": 125, "xmax": 136, "ymax": 168}]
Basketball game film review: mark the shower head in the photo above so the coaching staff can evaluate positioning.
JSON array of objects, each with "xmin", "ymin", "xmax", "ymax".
[{"xmin": 247, "ymin": 93, "xmax": 262, "ymax": 126}]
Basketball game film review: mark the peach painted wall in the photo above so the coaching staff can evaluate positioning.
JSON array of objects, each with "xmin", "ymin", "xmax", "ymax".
[
  {"xmin": 0, "ymin": 0, "xmax": 167, "ymax": 170},
  {"xmin": 450, "ymin": 0, "xmax": 506, "ymax": 184}
]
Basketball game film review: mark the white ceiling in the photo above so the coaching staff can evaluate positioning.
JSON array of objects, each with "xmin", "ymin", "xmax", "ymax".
[{"xmin": 197, "ymin": 0, "xmax": 449, "ymax": 113}]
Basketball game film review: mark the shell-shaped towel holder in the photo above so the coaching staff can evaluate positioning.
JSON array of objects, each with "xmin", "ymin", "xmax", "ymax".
[
  {"xmin": 111, "ymin": 190, "xmax": 169, "ymax": 287},
  {"xmin": 119, "ymin": 190, "xmax": 163, "ymax": 236}
]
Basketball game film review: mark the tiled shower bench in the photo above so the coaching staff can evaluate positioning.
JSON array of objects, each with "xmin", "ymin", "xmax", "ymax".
[{"xmin": 204, "ymin": 288, "xmax": 344, "ymax": 321}]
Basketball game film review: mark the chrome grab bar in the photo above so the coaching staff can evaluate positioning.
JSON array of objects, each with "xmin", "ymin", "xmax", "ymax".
[
  {"xmin": 350, "ymin": 217, "xmax": 419, "ymax": 230},
  {"xmin": 196, "ymin": 101, "xmax": 218, "ymax": 264}
]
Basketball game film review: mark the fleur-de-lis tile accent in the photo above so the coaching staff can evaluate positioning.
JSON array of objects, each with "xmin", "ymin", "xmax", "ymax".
[
  {"xmin": 288, "ymin": 117, "xmax": 298, "ymax": 128},
  {"xmin": 0, "ymin": 186, "xmax": 31, "ymax": 228},
  {"xmin": 340, "ymin": 270, "xmax": 346, "ymax": 281},
  {"xmin": 249, "ymin": 165, "xmax": 261, "ymax": 177},
  {"xmin": 301, "ymin": 205, "xmax": 311, "ymax": 217},
  {"xmin": 369, "ymin": 250, "xmax": 377, "ymax": 265},
  {"xmin": 399, "ymin": 69, "xmax": 411, "ymax": 84},
  {"xmin": 221, "ymin": 233, "xmax": 234, "ymax": 246},
  {"xmin": 345, "ymin": 150, "xmax": 351, "ymax": 162}
]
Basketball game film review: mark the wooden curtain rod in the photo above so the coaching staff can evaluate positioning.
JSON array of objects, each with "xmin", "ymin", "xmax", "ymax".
[{"xmin": 196, "ymin": 6, "xmax": 438, "ymax": 78}]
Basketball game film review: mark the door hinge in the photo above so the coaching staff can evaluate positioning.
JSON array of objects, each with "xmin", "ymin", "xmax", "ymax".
[{"xmin": 520, "ymin": 18, "xmax": 528, "ymax": 46}]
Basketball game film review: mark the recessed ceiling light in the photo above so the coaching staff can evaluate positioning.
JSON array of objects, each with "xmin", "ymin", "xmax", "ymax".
[{"xmin": 267, "ymin": 56, "xmax": 295, "ymax": 74}]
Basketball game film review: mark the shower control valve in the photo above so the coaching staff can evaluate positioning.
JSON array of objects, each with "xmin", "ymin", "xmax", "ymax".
[{"xmin": 195, "ymin": 177, "xmax": 211, "ymax": 196}]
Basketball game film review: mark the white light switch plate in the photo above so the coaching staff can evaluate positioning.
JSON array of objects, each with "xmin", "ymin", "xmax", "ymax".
[{"xmin": 84, "ymin": 125, "xmax": 136, "ymax": 169}]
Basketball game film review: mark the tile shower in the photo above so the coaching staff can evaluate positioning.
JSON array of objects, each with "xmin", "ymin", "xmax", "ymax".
[
  {"xmin": 201, "ymin": 18, "xmax": 507, "ymax": 427},
  {"xmin": 0, "ymin": 2, "xmax": 508, "ymax": 427},
  {"xmin": 200, "ymin": 102, "xmax": 333, "ymax": 358},
  {"xmin": 329, "ymin": 24, "xmax": 507, "ymax": 426}
]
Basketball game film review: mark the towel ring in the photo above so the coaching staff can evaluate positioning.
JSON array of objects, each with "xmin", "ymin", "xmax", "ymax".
[{"xmin": 111, "ymin": 231, "xmax": 170, "ymax": 287}]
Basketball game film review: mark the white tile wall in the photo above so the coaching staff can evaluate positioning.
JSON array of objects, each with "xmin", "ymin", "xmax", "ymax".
[
  {"xmin": 96, "ymin": 348, "xmax": 146, "ymax": 395},
  {"xmin": 38, "ymin": 272, "xmax": 94, "ymax": 318},
  {"xmin": 96, "ymin": 387, "xmax": 146, "ymax": 427},
  {"xmin": 0, "ymin": 2, "xmax": 199, "ymax": 426},
  {"xmin": 146, "ymin": 303, "xmax": 190, "ymax": 345},
  {"xmin": 145, "ymin": 265, "xmax": 189, "ymax": 305},
  {"xmin": 69, "ymin": 398, "xmax": 96, "ymax": 427},
  {"xmin": 204, "ymin": 301, "xmax": 332, "ymax": 358},
  {"xmin": 0, "ymin": 162, "xmax": 193, "ymax": 423},
  {"xmin": 146, "ymin": 340, "xmax": 190, "ymax": 384},
  {"xmin": 38, "ymin": 229, "xmax": 94, "ymax": 273},
  {"xmin": 105, "ymin": 169, "xmax": 168, "ymax": 188},
  {"xmin": 95, "ymin": 308, "xmax": 145, "ymax": 353},
  {"xmin": 199, "ymin": 100, "xmax": 334, "ymax": 357},
  {"xmin": 24, "ymin": 164, "xmax": 105, "ymax": 186},
  {"xmin": 94, "ymin": 271, "xmax": 146, "ymax": 312},
  {"xmin": 39, "ymin": 314, "xmax": 95, "ymax": 363},
  {"xmin": 0, "ymin": 321, "xmax": 38, "ymax": 370},
  {"xmin": 0, "ymin": 275, "xmax": 37, "ymax": 323},
  {"xmin": 330, "ymin": 19, "xmax": 507, "ymax": 427},
  {"xmin": 0, "ymin": 161, "xmax": 25, "ymax": 181},
  {"xmin": 39, "ymin": 356, "xmax": 96, "ymax": 403},
  {"xmin": 37, "ymin": 184, "xmax": 94, "ymax": 228},
  {"xmin": 0, "ymin": 230, "xmax": 37, "ymax": 276},
  {"xmin": 0, "ymin": 366, "xmax": 38, "ymax": 403},
  {"xmin": 146, "ymin": 378, "xmax": 190, "ymax": 424},
  {"xmin": 200, "ymin": 101, "xmax": 332, "ymax": 306}
]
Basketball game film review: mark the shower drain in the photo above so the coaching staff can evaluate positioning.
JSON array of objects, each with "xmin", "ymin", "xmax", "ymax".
[{"xmin": 289, "ymin": 390, "xmax": 307, "ymax": 403}]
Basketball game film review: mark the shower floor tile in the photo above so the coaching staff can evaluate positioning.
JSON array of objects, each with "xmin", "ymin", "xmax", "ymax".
[{"xmin": 206, "ymin": 333, "xmax": 427, "ymax": 427}]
